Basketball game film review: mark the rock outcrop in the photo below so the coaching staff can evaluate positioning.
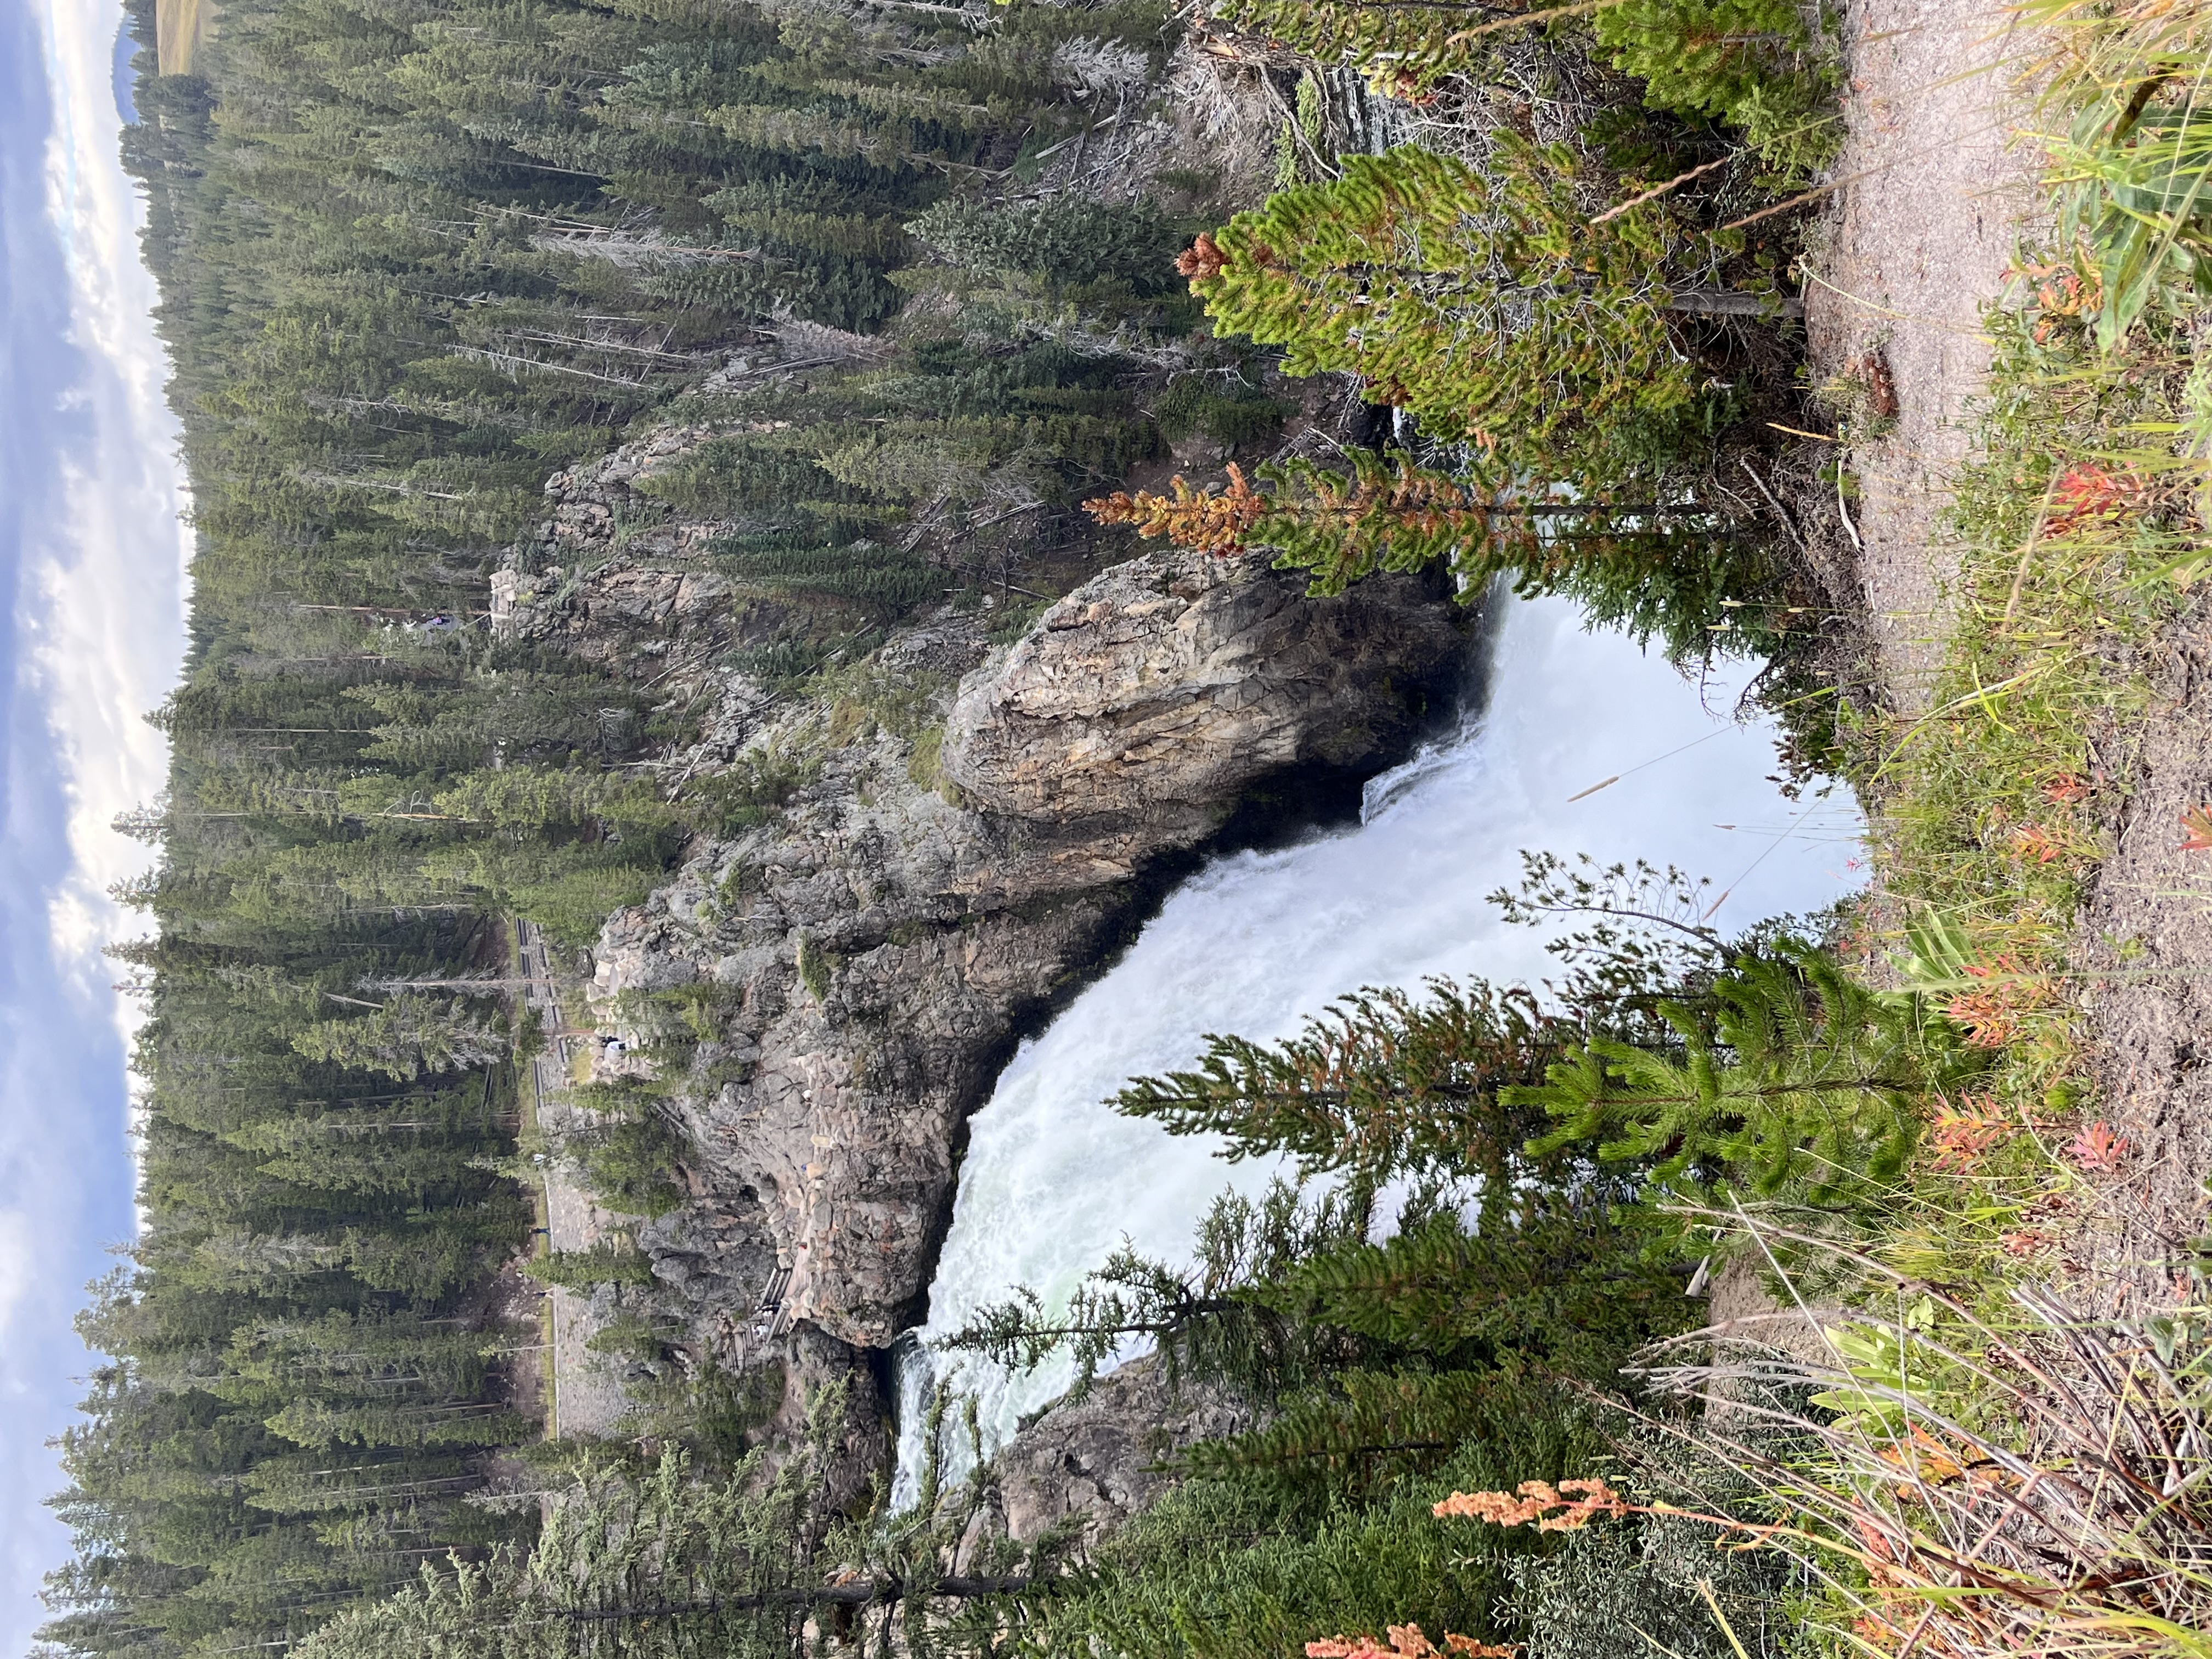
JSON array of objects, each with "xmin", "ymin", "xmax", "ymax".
[
  {"xmin": 579, "ymin": 545, "xmax": 1466, "ymax": 1359},
  {"xmin": 976, "ymin": 1357, "xmax": 1253, "ymax": 1545},
  {"xmin": 945, "ymin": 548, "xmax": 1466, "ymax": 860}
]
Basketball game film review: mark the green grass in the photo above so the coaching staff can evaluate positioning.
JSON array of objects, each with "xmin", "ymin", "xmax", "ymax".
[{"xmin": 1862, "ymin": 270, "xmax": 2203, "ymax": 1114}]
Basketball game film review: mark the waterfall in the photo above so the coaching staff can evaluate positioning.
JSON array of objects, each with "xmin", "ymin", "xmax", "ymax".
[{"xmin": 891, "ymin": 594, "xmax": 1864, "ymax": 1499}]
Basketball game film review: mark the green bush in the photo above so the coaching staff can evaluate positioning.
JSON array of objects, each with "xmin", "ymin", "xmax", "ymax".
[
  {"xmin": 1018, "ymin": 1427, "xmax": 1596, "ymax": 1657},
  {"xmin": 1596, "ymin": 0, "xmax": 1838, "ymax": 178}
]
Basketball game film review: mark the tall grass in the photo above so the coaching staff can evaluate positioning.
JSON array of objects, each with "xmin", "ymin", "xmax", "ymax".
[
  {"xmin": 1440, "ymin": 1199, "xmax": 2212, "ymax": 1658},
  {"xmin": 2022, "ymin": 0, "xmax": 2212, "ymax": 354},
  {"xmin": 1585, "ymin": 6, "xmax": 2212, "ymax": 1654}
]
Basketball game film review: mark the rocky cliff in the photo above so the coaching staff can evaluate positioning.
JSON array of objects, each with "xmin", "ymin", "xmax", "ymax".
[
  {"xmin": 585, "ymin": 543, "xmax": 1465, "ymax": 1357},
  {"xmin": 500, "ymin": 421, "xmax": 1468, "ymax": 1475}
]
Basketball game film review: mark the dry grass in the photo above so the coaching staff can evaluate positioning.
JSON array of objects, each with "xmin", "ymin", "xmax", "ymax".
[{"xmin": 1639, "ymin": 1237, "xmax": 2212, "ymax": 1658}]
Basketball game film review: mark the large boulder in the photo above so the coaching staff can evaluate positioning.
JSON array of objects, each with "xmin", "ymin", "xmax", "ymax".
[
  {"xmin": 943, "ymin": 548, "xmax": 1464, "ymax": 849},
  {"xmin": 982, "ymin": 1357, "xmax": 1253, "ymax": 1545}
]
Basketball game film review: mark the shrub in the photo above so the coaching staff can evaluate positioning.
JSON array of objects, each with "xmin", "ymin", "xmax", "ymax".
[{"xmin": 1183, "ymin": 144, "xmax": 1733, "ymax": 493}]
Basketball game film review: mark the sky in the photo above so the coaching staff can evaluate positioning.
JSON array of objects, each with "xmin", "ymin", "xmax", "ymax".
[{"xmin": 0, "ymin": 0, "xmax": 191, "ymax": 1644}]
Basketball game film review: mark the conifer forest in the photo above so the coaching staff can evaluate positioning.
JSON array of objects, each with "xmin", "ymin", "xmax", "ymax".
[{"xmin": 38, "ymin": 0, "xmax": 2212, "ymax": 1647}]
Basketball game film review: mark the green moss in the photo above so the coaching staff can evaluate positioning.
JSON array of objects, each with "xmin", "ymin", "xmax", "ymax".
[{"xmin": 795, "ymin": 932, "xmax": 837, "ymax": 1001}]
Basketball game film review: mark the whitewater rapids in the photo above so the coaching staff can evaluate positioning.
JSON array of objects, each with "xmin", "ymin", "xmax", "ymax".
[{"xmin": 891, "ymin": 593, "xmax": 1864, "ymax": 1498}]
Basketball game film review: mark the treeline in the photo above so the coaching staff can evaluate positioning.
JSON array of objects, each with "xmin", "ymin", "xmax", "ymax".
[{"xmin": 47, "ymin": 0, "xmax": 1202, "ymax": 1650}]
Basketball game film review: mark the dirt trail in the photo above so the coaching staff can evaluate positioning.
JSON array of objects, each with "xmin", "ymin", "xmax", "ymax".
[
  {"xmin": 2075, "ymin": 620, "xmax": 2212, "ymax": 1297},
  {"xmin": 1812, "ymin": 0, "xmax": 2211, "ymax": 1298},
  {"xmin": 1806, "ymin": 0, "xmax": 2046, "ymax": 712},
  {"xmin": 517, "ymin": 920, "xmax": 634, "ymax": 1438}
]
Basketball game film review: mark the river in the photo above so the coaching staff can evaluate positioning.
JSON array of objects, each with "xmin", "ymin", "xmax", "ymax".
[{"xmin": 891, "ymin": 592, "xmax": 1864, "ymax": 1497}]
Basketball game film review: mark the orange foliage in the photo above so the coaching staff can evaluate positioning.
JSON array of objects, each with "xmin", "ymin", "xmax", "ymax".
[
  {"xmin": 1176, "ymin": 233, "xmax": 1227, "ymax": 282},
  {"xmin": 2050, "ymin": 462, "xmax": 2148, "ymax": 532},
  {"xmin": 1874, "ymin": 1427, "xmax": 2006, "ymax": 1499},
  {"xmin": 1307, "ymin": 1626, "xmax": 1516, "ymax": 1659},
  {"xmin": 2067, "ymin": 1119, "xmax": 2130, "ymax": 1173},
  {"xmin": 1930, "ymin": 1097, "xmax": 2011, "ymax": 1172},
  {"xmin": 1084, "ymin": 464, "xmax": 1268, "ymax": 556},
  {"xmin": 1432, "ymin": 1478, "xmax": 1628, "ymax": 1532},
  {"xmin": 1940, "ymin": 955, "xmax": 2049, "ymax": 1049}
]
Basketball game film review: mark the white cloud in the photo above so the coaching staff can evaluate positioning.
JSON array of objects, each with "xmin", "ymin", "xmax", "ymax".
[{"xmin": 28, "ymin": 0, "xmax": 191, "ymax": 1030}]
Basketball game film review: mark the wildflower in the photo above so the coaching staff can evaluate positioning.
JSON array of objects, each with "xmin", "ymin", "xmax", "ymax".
[
  {"xmin": 2181, "ymin": 806, "xmax": 2212, "ymax": 851},
  {"xmin": 2049, "ymin": 462, "xmax": 2146, "ymax": 532},
  {"xmin": 2067, "ymin": 1119, "xmax": 2130, "ymax": 1173},
  {"xmin": 2022, "ymin": 263, "xmax": 2102, "ymax": 342},
  {"xmin": 1942, "ymin": 955, "xmax": 2048, "ymax": 1049},
  {"xmin": 1930, "ymin": 1098, "xmax": 2010, "ymax": 1171}
]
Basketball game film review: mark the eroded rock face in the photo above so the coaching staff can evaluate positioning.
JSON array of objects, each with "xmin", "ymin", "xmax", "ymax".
[
  {"xmin": 978, "ymin": 1357, "xmax": 1252, "ymax": 1545},
  {"xmin": 944, "ymin": 547, "xmax": 1464, "ymax": 851},
  {"xmin": 584, "ymin": 550, "xmax": 1466, "ymax": 1358}
]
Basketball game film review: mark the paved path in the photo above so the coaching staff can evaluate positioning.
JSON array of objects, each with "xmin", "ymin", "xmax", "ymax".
[{"xmin": 516, "ymin": 919, "xmax": 634, "ymax": 1438}]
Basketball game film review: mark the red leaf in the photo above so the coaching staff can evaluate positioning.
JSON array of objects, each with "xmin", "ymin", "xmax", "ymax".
[{"xmin": 2067, "ymin": 1120, "xmax": 2130, "ymax": 1173}]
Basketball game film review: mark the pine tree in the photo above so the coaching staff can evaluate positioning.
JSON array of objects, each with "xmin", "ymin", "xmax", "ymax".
[
  {"xmin": 292, "ymin": 1400, "xmax": 1048, "ymax": 1659},
  {"xmin": 291, "ymin": 994, "xmax": 511, "ymax": 1080},
  {"xmin": 1514, "ymin": 942, "xmax": 1987, "ymax": 1215},
  {"xmin": 1181, "ymin": 144, "xmax": 1744, "ymax": 486},
  {"xmin": 1110, "ymin": 977, "xmax": 1569, "ymax": 1191}
]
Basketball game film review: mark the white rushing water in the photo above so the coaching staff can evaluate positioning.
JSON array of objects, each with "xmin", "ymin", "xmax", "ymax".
[{"xmin": 891, "ymin": 594, "xmax": 1864, "ymax": 1498}]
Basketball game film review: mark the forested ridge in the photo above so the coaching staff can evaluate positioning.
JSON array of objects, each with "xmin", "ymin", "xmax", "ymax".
[{"xmin": 52, "ymin": 0, "xmax": 1205, "ymax": 1650}]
